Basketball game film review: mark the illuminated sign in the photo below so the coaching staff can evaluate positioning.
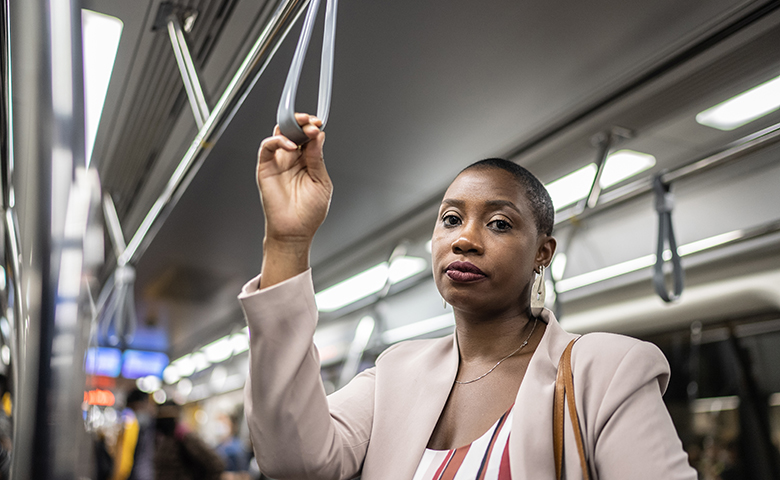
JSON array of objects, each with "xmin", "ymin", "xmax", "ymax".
[
  {"xmin": 85, "ymin": 347, "xmax": 122, "ymax": 378},
  {"xmin": 84, "ymin": 389, "xmax": 115, "ymax": 406},
  {"xmin": 121, "ymin": 350, "xmax": 169, "ymax": 379}
]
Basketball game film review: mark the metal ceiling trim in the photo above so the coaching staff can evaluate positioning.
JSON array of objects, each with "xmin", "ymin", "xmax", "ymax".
[
  {"xmin": 118, "ymin": 0, "xmax": 309, "ymax": 266},
  {"xmin": 554, "ymin": 120, "xmax": 780, "ymax": 226}
]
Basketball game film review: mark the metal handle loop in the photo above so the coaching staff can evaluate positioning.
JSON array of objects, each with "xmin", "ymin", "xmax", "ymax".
[
  {"xmin": 653, "ymin": 174, "xmax": 684, "ymax": 302},
  {"xmin": 277, "ymin": 0, "xmax": 338, "ymax": 144}
]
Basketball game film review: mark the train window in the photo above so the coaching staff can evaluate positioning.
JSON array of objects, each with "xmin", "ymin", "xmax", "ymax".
[{"xmin": 644, "ymin": 318, "xmax": 780, "ymax": 478}]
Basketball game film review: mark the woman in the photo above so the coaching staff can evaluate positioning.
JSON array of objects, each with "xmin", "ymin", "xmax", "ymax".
[{"xmin": 239, "ymin": 114, "xmax": 696, "ymax": 479}]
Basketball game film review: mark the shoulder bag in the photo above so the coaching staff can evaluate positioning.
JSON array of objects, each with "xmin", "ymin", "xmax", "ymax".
[{"xmin": 553, "ymin": 337, "xmax": 592, "ymax": 480}]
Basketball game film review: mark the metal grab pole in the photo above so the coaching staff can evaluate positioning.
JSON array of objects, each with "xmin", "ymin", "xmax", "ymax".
[
  {"xmin": 167, "ymin": 14, "xmax": 210, "ymax": 129},
  {"xmin": 555, "ymin": 120, "xmax": 780, "ymax": 226},
  {"xmin": 8, "ymin": 0, "xmax": 100, "ymax": 478},
  {"xmin": 119, "ymin": 0, "xmax": 308, "ymax": 267}
]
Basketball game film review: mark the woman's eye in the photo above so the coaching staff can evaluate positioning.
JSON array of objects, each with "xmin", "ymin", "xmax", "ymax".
[
  {"xmin": 442, "ymin": 214, "xmax": 461, "ymax": 227},
  {"xmin": 490, "ymin": 219, "xmax": 512, "ymax": 231}
]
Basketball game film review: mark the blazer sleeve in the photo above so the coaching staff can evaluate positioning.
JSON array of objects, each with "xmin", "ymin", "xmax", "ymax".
[
  {"xmin": 240, "ymin": 270, "xmax": 374, "ymax": 480},
  {"xmin": 574, "ymin": 335, "xmax": 696, "ymax": 480}
]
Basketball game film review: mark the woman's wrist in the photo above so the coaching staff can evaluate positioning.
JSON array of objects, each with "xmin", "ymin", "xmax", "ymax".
[{"xmin": 260, "ymin": 237, "xmax": 312, "ymax": 289}]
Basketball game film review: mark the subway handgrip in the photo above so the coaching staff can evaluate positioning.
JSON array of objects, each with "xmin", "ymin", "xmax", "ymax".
[
  {"xmin": 653, "ymin": 174, "xmax": 684, "ymax": 302},
  {"xmin": 277, "ymin": 0, "xmax": 338, "ymax": 145}
]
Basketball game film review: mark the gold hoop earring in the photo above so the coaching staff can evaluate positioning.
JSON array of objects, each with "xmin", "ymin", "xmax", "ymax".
[{"xmin": 530, "ymin": 265, "xmax": 546, "ymax": 317}]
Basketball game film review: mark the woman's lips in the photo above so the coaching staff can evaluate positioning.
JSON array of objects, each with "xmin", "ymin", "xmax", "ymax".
[{"xmin": 445, "ymin": 261, "xmax": 487, "ymax": 283}]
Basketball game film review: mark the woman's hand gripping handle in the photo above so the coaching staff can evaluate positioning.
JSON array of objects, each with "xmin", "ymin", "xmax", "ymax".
[{"xmin": 256, "ymin": 113, "xmax": 332, "ymax": 289}]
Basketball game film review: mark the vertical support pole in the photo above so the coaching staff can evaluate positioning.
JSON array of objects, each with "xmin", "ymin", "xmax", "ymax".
[
  {"xmin": 9, "ymin": 0, "xmax": 97, "ymax": 478},
  {"xmin": 167, "ymin": 14, "xmax": 210, "ymax": 129}
]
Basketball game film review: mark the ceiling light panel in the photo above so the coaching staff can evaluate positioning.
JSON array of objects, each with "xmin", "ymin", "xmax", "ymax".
[
  {"xmin": 545, "ymin": 149, "xmax": 657, "ymax": 211},
  {"xmin": 81, "ymin": 9, "xmax": 123, "ymax": 166},
  {"xmin": 546, "ymin": 164, "xmax": 597, "ymax": 211},
  {"xmin": 600, "ymin": 150, "xmax": 656, "ymax": 188},
  {"xmin": 315, "ymin": 257, "xmax": 428, "ymax": 312},
  {"xmin": 696, "ymin": 74, "xmax": 780, "ymax": 131}
]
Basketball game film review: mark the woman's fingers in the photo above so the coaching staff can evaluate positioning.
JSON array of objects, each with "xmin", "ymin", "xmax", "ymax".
[
  {"xmin": 294, "ymin": 112, "xmax": 323, "ymax": 128},
  {"xmin": 258, "ymin": 135, "xmax": 298, "ymax": 163},
  {"xmin": 302, "ymin": 131, "xmax": 328, "ymax": 180}
]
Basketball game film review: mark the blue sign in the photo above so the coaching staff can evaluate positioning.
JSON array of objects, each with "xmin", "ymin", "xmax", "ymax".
[
  {"xmin": 121, "ymin": 350, "xmax": 169, "ymax": 379},
  {"xmin": 85, "ymin": 347, "xmax": 122, "ymax": 377}
]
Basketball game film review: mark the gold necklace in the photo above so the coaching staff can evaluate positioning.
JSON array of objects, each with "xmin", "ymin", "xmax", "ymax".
[{"xmin": 454, "ymin": 317, "xmax": 538, "ymax": 385}]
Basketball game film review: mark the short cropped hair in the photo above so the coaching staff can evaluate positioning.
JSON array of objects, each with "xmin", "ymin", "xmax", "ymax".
[{"xmin": 460, "ymin": 158, "xmax": 554, "ymax": 236}]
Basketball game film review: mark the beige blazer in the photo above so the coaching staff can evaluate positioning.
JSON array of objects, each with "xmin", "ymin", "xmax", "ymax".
[{"xmin": 240, "ymin": 270, "xmax": 696, "ymax": 480}]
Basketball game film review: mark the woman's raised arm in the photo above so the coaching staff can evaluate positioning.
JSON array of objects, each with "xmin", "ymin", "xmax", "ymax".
[{"xmin": 256, "ymin": 112, "xmax": 332, "ymax": 289}]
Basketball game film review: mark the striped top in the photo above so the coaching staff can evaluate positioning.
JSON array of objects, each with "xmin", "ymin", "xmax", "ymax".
[{"xmin": 412, "ymin": 407, "xmax": 513, "ymax": 480}]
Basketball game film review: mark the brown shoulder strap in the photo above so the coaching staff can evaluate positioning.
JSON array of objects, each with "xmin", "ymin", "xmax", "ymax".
[{"xmin": 554, "ymin": 337, "xmax": 590, "ymax": 480}]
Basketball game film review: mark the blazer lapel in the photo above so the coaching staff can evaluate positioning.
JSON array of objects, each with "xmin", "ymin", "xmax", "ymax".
[
  {"xmin": 364, "ymin": 335, "xmax": 459, "ymax": 479},
  {"xmin": 510, "ymin": 309, "xmax": 576, "ymax": 479}
]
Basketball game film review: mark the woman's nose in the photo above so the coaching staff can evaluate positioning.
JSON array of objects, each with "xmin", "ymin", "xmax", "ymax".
[{"xmin": 451, "ymin": 224, "xmax": 484, "ymax": 254}]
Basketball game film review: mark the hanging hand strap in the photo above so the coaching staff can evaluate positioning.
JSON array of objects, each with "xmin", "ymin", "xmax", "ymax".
[
  {"xmin": 554, "ymin": 337, "xmax": 590, "ymax": 480},
  {"xmin": 277, "ymin": 0, "xmax": 338, "ymax": 145},
  {"xmin": 652, "ymin": 174, "xmax": 684, "ymax": 302}
]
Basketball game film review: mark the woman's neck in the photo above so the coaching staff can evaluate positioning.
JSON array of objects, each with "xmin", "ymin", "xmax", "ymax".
[{"xmin": 453, "ymin": 308, "xmax": 536, "ymax": 364}]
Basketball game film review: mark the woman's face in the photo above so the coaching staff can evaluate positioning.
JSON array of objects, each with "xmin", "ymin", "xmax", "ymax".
[{"xmin": 431, "ymin": 167, "xmax": 555, "ymax": 317}]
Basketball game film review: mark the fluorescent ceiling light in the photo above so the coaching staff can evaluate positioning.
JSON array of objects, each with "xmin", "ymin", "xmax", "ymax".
[
  {"xmin": 316, "ymin": 263, "xmax": 388, "ymax": 312},
  {"xmin": 677, "ymin": 230, "xmax": 741, "ymax": 256},
  {"xmin": 389, "ymin": 256, "xmax": 428, "ymax": 284},
  {"xmin": 600, "ymin": 150, "xmax": 656, "ymax": 188},
  {"xmin": 555, "ymin": 227, "xmax": 747, "ymax": 292},
  {"xmin": 546, "ymin": 164, "xmax": 596, "ymax": 211},
  {"xmin": 162, "ymin": 365, "xmax": 180, "ymax": 385},
  {"xmin": 545, "ymin": 150, "xmax": 656, "ymax": 211},
  {"xmin": 202, "ymin": 337, "xmax": 233, "ymax": 363},
  {"xmin": 231, "ymin": 332, "xmax": 250, "ymax": 355},
  {"xmin": 191, "ymin": 352, "xmax": 210, "ymax": 372},
  {"xmin": 696, "ymin": 74, "xmax": 780, "ymax": 131},
  {"xmin": 170, "ymin": 354, "xmax": 195, "ymax": 377},
  {"xmin": 315, "ymin": 256, "xmax": 428, "ymax": 312},
  {"xmin": 556, "ymin": 254, "xmax": 656, "ymax": 292},
  {"xmin": 82, "ymin": 9, "xmax": 123, "ymax": 166}
]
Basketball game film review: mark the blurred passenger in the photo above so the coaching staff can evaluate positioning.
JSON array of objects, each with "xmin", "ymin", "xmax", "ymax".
[
  {"xmin": 0, "ymin": 374, "xmax": 11, "ymax": 480},
  {"xmin": 94, "ymin": 428, "xmax": 114, "ymax": 480},
  {"xmin": 215, "ymin": 412, "xmax": 250, "ymax": 472},
  {"xmin": 112, "ymin": 389, "xmax": 155, "ymax": 480},
  {"xmin": 155, "ymin": 401, "xmax": 224, "ymax": 480}
]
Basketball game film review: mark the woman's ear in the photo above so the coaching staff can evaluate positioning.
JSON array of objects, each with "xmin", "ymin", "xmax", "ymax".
[{"xmin": 535, "ymin": 235, "xmax": 557, "ymax": 268}]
